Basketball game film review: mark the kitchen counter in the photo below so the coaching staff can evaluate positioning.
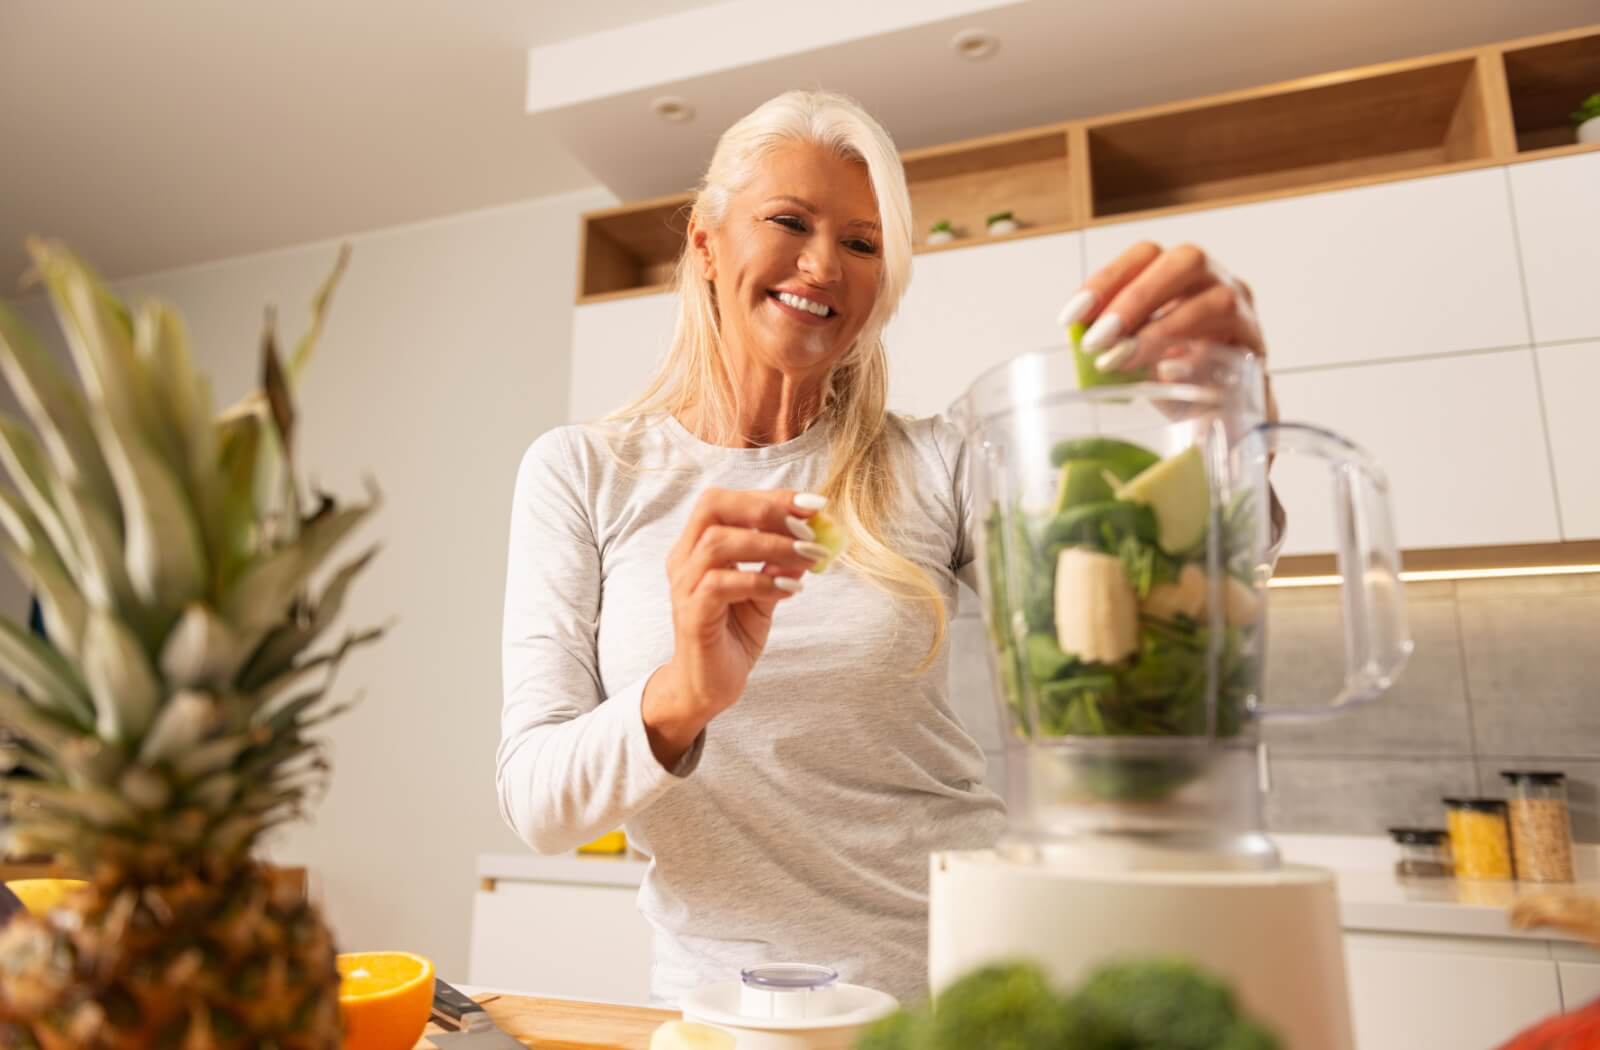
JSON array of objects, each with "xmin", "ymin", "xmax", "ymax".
[
  {"xmin": 479, "ymin": 833, "xmax": 1600, "ymax": 945},
  {"xmin": 417, "ymin": 990, "xmax": 673, "ymax": 1049}
]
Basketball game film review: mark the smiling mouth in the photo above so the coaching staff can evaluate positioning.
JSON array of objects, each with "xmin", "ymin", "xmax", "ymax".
[{"xmin": 768, "ymin": 290, "xmax": 836, "ymax": 321}]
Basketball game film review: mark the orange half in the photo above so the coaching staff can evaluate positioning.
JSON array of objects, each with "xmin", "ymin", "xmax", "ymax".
[{"xmin": 337, "ymin": 950, "xmax": 435, "ymax": 1050}]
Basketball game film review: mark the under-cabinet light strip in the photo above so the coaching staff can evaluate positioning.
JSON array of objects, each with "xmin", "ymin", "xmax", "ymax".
[{"xmin": 1269, "ymin": 564, "xmax": 1600, "ymax": 589}]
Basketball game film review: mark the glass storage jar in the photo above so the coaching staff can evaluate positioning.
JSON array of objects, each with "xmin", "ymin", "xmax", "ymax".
[
  {"xmin": 1501, "ymin": 771, "xmax": 1575, "ymax": 883},
  {"xmin": 1445, "ymin": 798, "xmax": 1512, "ymax": 881},
  {"xmin": 1388, "ymin": 827, "xmax": 1452, "ymax": 878}
]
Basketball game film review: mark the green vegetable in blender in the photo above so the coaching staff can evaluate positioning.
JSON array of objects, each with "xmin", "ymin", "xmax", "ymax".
[
  {"xmin": 850, "ymin": 959, "xmax": 1282, "ymax": 1050},
  {"xmin": 1052, "ymin": 457, "xmax": 1116, "ymax": 512},
  {"xmin": 979, "ymin": 437, "xmax": 1263, "ymax": 802}
]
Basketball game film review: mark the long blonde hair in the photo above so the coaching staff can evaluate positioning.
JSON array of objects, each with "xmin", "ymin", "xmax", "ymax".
[{"xmin": 607, "ymin": 89, "xmax": 948, "ymax": 663}]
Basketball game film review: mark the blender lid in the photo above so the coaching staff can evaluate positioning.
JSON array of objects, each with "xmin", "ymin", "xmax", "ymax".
[
  {"xmin": 740, "ymin": 964, "xmax": 839, "ymax": 990},
  {"xmin": 1499, "ymin": 770, "xmax": 1566, "ymax": 785}
]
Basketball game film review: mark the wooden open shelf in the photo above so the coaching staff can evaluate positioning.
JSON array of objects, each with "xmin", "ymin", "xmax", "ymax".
[
  {"xmin": 902, "ymin": 125, "xmax": 1076, "ymax": 247},
  {"xmin": 1087, "ymin": 55, "xmax": 1495, "ymax": 218},
  {"xmin": 576, "ymin": 23, "xmax": 1600, "ymax": 302},
  {"xmin": 1502, "ymin": 27, "xmax": 1600, "ymax": 153}
]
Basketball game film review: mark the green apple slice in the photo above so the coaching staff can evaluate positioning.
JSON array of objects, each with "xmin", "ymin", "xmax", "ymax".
[
  {"xmin": 807, "ymin": 511, "xmax": 848, "ymax": 574},
  {"xmin": 1070, "ymin": 321, "xmax": 1144, "ymax": 390},
  {"xmin": 1115, "ymin": 445, "xmax": 1210, "ymax": 553}
]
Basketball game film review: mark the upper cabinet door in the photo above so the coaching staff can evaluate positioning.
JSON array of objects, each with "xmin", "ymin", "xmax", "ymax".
[
  {"xmin": 1269, "ymin": 350, "xmax": 1560, "ymax": 554},
  {"xmin": 568, "ymin": 292, "xmax": 679, "ymax": 423},
  {"xmin": 884, "ymin": 232, "xmax": 1084, "ymax": 419},
  {"xmin": 1536, "ymin": 341, "xmax": 1600, "ymax": 541},
  {"xmin": 1509, "ymin": 152, "xmax": 1600, "ymax": 347},
  {"xmin": 1084, "ymin": 169, "xmax": 1530, "ymax": 371}
]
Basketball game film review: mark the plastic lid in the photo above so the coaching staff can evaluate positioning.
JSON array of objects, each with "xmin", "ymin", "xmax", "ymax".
[
  {"xmin": 1500, "ymin": 770, "xmax": 1566, "ymax": 785},
  {"xmin": 1444, "ymin": 797, "xmax": 1507, "ymax": 812},
  {"xmin": 740, "ymin": 964, "xmax": 839, "ymax": 991},
  {"xmin": 1388, "ymin": 827, "xmax": 1448, "ymax": 845}
]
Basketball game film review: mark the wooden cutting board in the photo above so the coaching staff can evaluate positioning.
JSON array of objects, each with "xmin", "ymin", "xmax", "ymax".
[{"xmin": 416, "ymin": 992, "xmax": 677, "ymax": 1050}]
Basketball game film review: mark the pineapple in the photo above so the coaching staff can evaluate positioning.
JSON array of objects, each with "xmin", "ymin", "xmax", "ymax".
[{"xmin": 0, "ymin": 239, "xmax": 381, "ymax": 1048}]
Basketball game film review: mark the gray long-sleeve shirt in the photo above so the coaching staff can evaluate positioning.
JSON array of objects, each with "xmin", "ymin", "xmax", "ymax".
[{"xmin": 496, "ymin": 413, "xmax": 1006, "ymax": 1006}]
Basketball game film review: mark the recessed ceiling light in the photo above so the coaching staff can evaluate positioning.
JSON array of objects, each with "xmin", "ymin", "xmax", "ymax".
[
  {"xmin": 651, "ymin": 96, "xmax": 695, "ymax": 123},
  {"xmin": 951, "ymin": 29, "xmax": 999, "ymax": 61}
]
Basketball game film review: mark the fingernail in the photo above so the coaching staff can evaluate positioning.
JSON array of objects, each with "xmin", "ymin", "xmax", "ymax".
[
  {"xmin": 1081, "ymin": 312, "xmax": 1123, "ymax": 352},
  {"xmin": 794, "ymin": 541, "xmax": 830, "ymax": 562},
  {"xmin": 1157, "ymin": 358, "xmax": 1194, "ymax": 381},
  {"xmin": 774, "ymin": 576, "xmax": 804, "ymax": 594},
  {"xmin": 1094, "ymin": 339, "xmax": 1137, "ymax": 373},
  {"xmin": 736, "ymin": 561, "xmax": 766, "ymax": 573},
  {"xmin": 784, "ymin": 515, "xmax": 816, "ymax": 541},
  {"xmin": 1056, "ymin": 289, "xmax": 1096, "ymax": 328},
  {"xmin": 794, "ymin": 492, "xmax": 827, "ymax": 511}
]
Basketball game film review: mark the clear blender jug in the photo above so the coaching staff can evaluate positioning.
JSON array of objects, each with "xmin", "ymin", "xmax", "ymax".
[{"xmin": 949, "ymin": 341, "xmax": 1413, "ymax": 869}]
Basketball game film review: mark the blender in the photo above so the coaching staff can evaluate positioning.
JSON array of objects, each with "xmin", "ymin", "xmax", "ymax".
[{"xmin": 934, "ymin": 342, "xmax": 1412, "ymax": 1050}]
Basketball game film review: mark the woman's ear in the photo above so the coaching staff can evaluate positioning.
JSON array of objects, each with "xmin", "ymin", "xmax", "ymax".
[{"xmin": 689, "ymin": 220, "xmax": 716, "ymax": 282}]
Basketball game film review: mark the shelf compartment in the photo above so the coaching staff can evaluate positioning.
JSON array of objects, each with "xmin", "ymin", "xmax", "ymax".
[
  {"xmin": 1502, "ymin": 29, "xmax": 1600, "ymax": 153},
  {"xmin": 579, "ymin": 194, "xmax": 691, "ymax": 301},
  {"xmin": 902, "ymin": 127, "xmax": 1075, "ymax": 248},
  {"xmin": 1087, "ymin": 56, "xmax": 1495, "ymax": 218}
]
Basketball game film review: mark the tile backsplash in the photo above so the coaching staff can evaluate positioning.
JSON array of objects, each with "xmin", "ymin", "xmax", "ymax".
[{"xmin": 947, "ymin": 573, "xmax": 1600, "ymax": 842}]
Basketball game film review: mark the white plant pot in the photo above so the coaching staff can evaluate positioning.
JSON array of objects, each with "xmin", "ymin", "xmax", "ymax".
[
  {"xmin": 1579, "ymin": 116, "xmax": 1600, "ymax": 145},
  {"xmin": 926, "ymin": 229, "xmax": 955, "ymax": 246},
  {"xmin": 986, "ymin": 219, "xmax": 1019, "ymax": 236}
]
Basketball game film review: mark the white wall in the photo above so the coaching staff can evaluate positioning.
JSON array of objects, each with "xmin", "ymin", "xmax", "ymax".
[{"xmin": 9, "ymin": 186, "xmax": 612, "ymax": 977}]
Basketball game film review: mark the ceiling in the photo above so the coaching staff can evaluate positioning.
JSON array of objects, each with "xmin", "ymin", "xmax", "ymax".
[{"xmin": 3, "ymin": 0, "xmax": 1595, "ymax": 288}]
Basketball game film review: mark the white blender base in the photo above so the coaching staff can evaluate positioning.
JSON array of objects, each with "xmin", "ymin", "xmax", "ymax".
[{"xmin": 929, "ymin": 849, "xmax": 1353, "ymax": 1050}]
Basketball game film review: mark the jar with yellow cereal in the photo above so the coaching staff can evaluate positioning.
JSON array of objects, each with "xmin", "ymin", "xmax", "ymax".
[
  {"xmin": 1445, "ymin": 797, "xmax": 1512, "ymax": 881},
  {"xmin": 1501, "ymin": 771, "xmax": 1575, "ymax": 883}
]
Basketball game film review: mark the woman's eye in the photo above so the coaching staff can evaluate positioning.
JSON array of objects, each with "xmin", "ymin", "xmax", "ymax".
[
  {"xmin": 771, "ymin": 215, "xmax": 806, "ymax": 231},
  {"xmin": 847, "ymin": 239, "xmax": 880, "ymax": 256}
]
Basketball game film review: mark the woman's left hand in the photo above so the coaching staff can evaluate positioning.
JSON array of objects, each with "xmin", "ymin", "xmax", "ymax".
[{"xmin": 1061, "ymin": 242, "xmax": 1274, "ymax": 418}]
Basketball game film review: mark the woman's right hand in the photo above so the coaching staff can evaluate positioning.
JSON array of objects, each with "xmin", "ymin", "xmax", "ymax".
[{"xmin": 642, "ymin": 488, "xmax": 829, "ymax": 767}]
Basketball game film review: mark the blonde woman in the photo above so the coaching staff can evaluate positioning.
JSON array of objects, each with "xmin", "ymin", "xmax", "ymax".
[{"xmin": 497, "ymin": 90, "xmax": 1273, "ymax": 1006}]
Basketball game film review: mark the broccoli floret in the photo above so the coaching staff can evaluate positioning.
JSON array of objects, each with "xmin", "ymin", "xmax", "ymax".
[
  {"xmin": 854, "ymin": 1006, "xmax": 925, "ymax": 1050},
  {"xmin": 927, "ymin": 962, "xmax": 1071, "ymax": 1050},
  {"xmin": 1070, "ymin": 958, "xmax": 1281, "ymax": 1050}
]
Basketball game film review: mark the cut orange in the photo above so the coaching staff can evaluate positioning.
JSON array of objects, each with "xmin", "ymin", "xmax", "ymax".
[
  {"xmin": 337, "ymin": 950, "xmax": 435, "ymax": 1050},
  {"xmin": 5, "ymin": 878, "xmax": 89, "ymax": 917}
]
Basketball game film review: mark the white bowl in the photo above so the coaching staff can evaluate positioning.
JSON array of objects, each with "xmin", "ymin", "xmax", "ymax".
[{"xmin": 682, "ymin": 979, "xmax": 899, "ymax": 1050}]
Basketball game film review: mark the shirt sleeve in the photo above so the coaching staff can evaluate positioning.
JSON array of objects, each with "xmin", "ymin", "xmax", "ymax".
[{"xmin": 496, "ymin": 428, "xmax": 703, "ymax": 855}]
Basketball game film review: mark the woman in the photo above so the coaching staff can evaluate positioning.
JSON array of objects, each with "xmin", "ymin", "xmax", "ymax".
[{"xmin": 497, "ymin": 90, "xmax": 1271, "ymax": 1007}]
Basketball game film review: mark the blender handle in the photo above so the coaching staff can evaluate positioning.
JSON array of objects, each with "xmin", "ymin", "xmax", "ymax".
[{"xmin": 1248, "ymin": 422, "xmax": 1413, "ymax": 720}]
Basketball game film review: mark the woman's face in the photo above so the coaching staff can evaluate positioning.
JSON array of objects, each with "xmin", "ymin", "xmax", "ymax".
[{"xmin": 692, "ymin": 140, "xmax": 884, "ymax": 380}]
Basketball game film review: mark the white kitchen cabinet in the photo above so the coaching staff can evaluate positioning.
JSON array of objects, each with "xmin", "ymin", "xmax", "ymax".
[
  {"xmin": 468, "ymin": 877, "xmax": 654, "ymax": 1005},
  {"xmin": 1268, "ymin": 350, "xmax": 1560, "ymax": 554},
  {"xmin": 1344, "ymin": 931, "xmax": 1562, "ymax": 1050},
  {"xmin": 1508, "ymin": 152, "xmax": 1600, "ymax": 347},
  {"xmin": 1083, "ymin": 169, "xmax": 1530, "ymax": 372},
  {"xmin": 1556, "ymin": 941, "xmax": 1600, "ymax": 1010},
  {"xmin": 1535, "ymin": 341, "xmax": 1600, "ymax": 541},
  {"xmin": 568, "ymin": 292, "xmax": 678, "ymax": 423},
  {"xmin": 883, "ymin": 231, "xmax": 1083, "ymax": 419}
]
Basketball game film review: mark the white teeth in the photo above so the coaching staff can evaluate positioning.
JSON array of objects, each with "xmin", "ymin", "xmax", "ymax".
[{"xmin": 776, "ymin": 291, "xmax": 831, "ymax": 317}]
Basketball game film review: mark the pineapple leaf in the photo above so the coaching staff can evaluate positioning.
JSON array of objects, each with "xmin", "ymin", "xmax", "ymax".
[
  {"xmin": 0, "ymin": 414, "xmax": 77, "ymax": 571},
  {"xmin": 212, "ymin": 411, "xmax": 264, "ymax": 592},
  {"xmin": 158, "ymin": 602, "xmax": 246, "ymax": 689},
  {"xmin": 5, "ymin": 778, "xmax": 137, "ymax": 828},
  {"xmin": 223, "ymin": 496, "xmax": 377, "ymax": 643},
  {"xmin": 288, "ymin": 244, "xmax": 351, "ymax": 385},
  {"xmin": 238, "ymin": 545, "xmax": 380, "ymax": 689},
  {"xmin": 133, "ymin": 299, "xmax": 215, "ymax": 487},
  {"xmin": 49, "ymin": 471, "xmax": 135, "ymax": 613},
  {"xmin": 136, "ymin": 689, "xmax": 219, "ymax": 766},
  {"xmin": 0, "ymin": 617, "xmax": 94, "ymax": 727},
  {"xmin": 94, "ymin": 410, "xmax": 208, "ymax": 616},
  {"xmin": 0, "ymin": 300, "xmax": 120, "ymax": 523},
  {"xmin": 81, "ymin": 609, "xmax": 161, "ymax": 745},
  {"xmin": 0, "ymin": 506, "xmax": 88, "ymax": 661},
  {"xmin": 0, "ymin": 682, "xmax": 77, "ymax": 766}
]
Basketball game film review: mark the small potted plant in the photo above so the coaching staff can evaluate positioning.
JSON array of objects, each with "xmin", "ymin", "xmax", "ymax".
[
  {"xmin": 986, "ymin": 210, "xmax": 1019, "ymax": 236},
  {"xmin": 927, "ymin": 219, "xmax": 956, "ymax": 246},
  {"xmin": 1574, "ymin": 93, "xmax": 1600, "ymax": 145}
]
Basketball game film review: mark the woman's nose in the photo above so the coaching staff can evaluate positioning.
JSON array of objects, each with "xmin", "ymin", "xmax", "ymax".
[{"xmin": 797, "ymin": 237, "xmax": 842, "ymax": 285}]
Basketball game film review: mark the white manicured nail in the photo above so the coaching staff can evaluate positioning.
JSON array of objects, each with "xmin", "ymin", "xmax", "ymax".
[
  {"xmin": 774, "ymin": 576, "xmax": 804, "ymax": 593},
  {"xmin": 1094, "ymin": 339, "xmax": 1137, "ymax": 373},
  {"xmin": 1081, "ymin": 312, "xmax": 1123, "ymax": 352},
  {"xmin": 1056, "ymin": 289, "xmax": 1096, "ymax": 328},
  {"xmin": 794, "ymin": 541, "xmax": 830, "ymax": 562},
  {"xmin": 793, "ymin": 492, "xmax": 827, "ymax": 511},
  {"xmin": 737, "ymin": 561, "xmax": 766, "ymax": 573},
  {"xmin": 784, "ymin": 515, "xmax": 815, "ymax": 541}
]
